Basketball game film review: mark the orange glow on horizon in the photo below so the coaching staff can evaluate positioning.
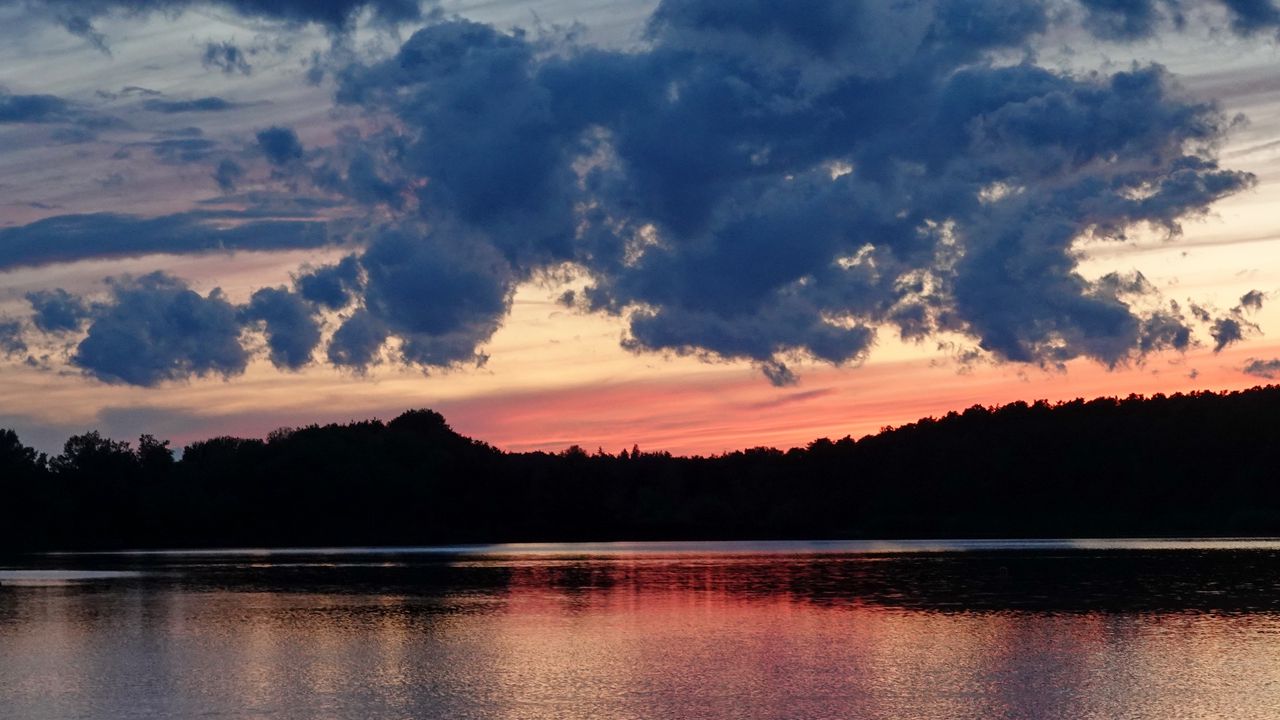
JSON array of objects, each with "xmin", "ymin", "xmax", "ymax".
[{"xmin": 431, "ymin": 341, "xmax": 1277, "ymax": 457}]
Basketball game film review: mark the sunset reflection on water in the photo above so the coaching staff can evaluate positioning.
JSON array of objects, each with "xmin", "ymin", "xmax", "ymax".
[{"xmin": 3, "ymin": 542, "xmax": 1280, "ymax": 719}]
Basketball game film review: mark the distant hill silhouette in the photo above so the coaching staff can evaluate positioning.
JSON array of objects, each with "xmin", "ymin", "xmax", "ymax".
[{"xmin": 5, "ymin": 387, "xmax": 1280, "ymax": 552}]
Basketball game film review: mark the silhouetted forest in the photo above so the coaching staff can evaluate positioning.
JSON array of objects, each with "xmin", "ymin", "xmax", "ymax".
[{"xmin": 6, "ymin": 386, "xmax": 1280, "ymax": 552}]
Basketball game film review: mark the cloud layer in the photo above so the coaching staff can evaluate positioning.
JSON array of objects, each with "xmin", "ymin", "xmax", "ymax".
[
  {"xmin": 0, "ymin": 212, "xmax": 334, "ymax": 270},
  {"xmin": 12, "ymin": 0, "xmax": 428, "ymax": 52},
  {"xmin": 9, "ymin": 0, "xmax": 1273, "ymax": 386}
]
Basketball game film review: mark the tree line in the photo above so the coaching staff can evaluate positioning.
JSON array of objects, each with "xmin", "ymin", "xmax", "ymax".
[{"xmin": 5, "ymin": 386, "xmax": 1280, "ymax": 552}]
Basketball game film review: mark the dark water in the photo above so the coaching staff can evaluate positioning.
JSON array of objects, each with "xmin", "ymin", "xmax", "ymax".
[{"xmin": 5, "ymin": 540, "xmax": 1280, "ymax": 719}]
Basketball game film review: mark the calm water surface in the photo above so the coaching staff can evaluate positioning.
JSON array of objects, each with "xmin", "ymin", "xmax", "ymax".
[{"xmin": 4, "ymin": 539, "xmax": 1280, "ymax": 719}]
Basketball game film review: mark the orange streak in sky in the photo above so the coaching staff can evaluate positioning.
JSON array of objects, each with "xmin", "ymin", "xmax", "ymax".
[{"xmin": 436, "ymin": 343, "xmax": 1278, "ymax": 457}]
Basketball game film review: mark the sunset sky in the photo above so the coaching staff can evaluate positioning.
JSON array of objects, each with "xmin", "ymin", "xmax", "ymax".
[{"xmin": 3, "ymin": 0, "xmax": 1280, "ymax": 455}]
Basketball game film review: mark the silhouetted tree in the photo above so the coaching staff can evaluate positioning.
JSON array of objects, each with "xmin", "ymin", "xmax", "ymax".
[
  {"xmin": 0, "ymin": 429, "xmax": 45, "ymax": 549},
  {"xmin": 51, "ymin": 431, "xmax": 137, "ymax": 477},
  {"xmin": 137, "ymin": 434, "xmax": 174, "ymax": 474},
  {"xmin": 6, "ymin": 388, "xmax": 1280, "ymax": 551}
]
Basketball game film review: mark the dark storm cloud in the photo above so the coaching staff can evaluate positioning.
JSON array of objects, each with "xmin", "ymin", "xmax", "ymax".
[
  {"xmin": 12, "ymin": 0, "xmax": 1268, "ymax": 386},
  {"xmin": 142, "ymin": 97, "xmax": 239, "ymax": 113},
  {"xmin": 72, "ymin": 273, "xmax": 249, "ymax": 386},
  {"xmin": 357, "ymin": 227, "xmax": 512, "ymax": 367},
  {"xmin": 326, "ymin": 308, "xmax": 388, "ymax": 369},
  {"xmin": 25, "ymin": 289, "xmax": 92, "ymax": 333},
  {"xmin": 1243, "ymin": 357, "xmax": 1280, "ymax": 379},
  {"xmin": 295, "ymin": 255, "xmax": 362, "ymax": 310},
  {"xmin": 1138, "ymin": 309, "xmax": 1193, "ymax": 354},
  {"xmin": 309, "ymin": 2, "xmax": 1255, "ymax": 383},
  {"xmin": 311, "ymin": 131, "xmax": 411, "ymax": 210},
  {"xmin": 1077, "ymin": 0, "xmax": 1175, "ymax": 39},
  {"xmin": 18, "ymin": 273, "xmax": 338, "ymax": 385},
  {"xmin": 1239, "ymin": 289, "xmax": 1266, "ymax": 310},
  {"xmin": 332, "ymin": 21, "xmax": 583, "ymax": 266},
  {"xmin": 1221, "ymin": 0, "xmax": 1280, "ymax": 32},
  {"xmin": 0, "ymin": 212, "xmax": 332, "ymax": 269},
  {"xmin": 241, "ymin": 287, "xmax": 322, "ymax": 369},
  {"xmin": 257, "ymin": 126, "xmax": 304, "ymax": 165}
]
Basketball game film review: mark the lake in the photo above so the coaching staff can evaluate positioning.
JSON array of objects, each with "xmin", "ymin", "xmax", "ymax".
[{"xmin": 4, "ymin": 539, "xmax": 1280, "ymax": 719}]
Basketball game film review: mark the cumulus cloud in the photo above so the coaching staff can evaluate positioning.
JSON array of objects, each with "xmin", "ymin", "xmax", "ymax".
[
  {"xmin": 1078, "ymin": 0, "xmax": 1168, "ymax": 39},
  {"xmin": 26, "ymin": 289, "xmax": 92, "ymax": 333},
  {"xmin": 295, "ymin": 255, "xmax": 362, "ymax": 310},
  {"xmin": 311, "ymin": 132, "xmax": 411, "ymax": 210},
  {"xmin": 1200, "ymin": 289, "xmax": 1266, "ymax": 351},
  {"xmin": 357, "ymin": 227, "xmax": 512, "ymax": 367},
  {"xmin": 21, "ymin": 273, "xmax": 335, "ymax": 384},
  {"xmin": 241, "ymin": 287, "xmax": 322, "ymax": 369},
  {"xmin": 1211, "ymin": 318, "xmax": 1241, "ymax": 351},
  {"xmin": 72, "ymin": 273, "xmax": 248, "ymax": 385},
  {"xmin": 257, "ymin": 126, "xmax": 304, "ymax": 165},
  {"xmin": 327, "ymin": 308, "xmax": 388, "ymax": 369},
  {"xmin": 310, "ymin": 2, "xmax": 1255, "ymax": 383},
  {"xmin": 9, "ymin": 0, "xmax": 1272, "ymax": 386}
]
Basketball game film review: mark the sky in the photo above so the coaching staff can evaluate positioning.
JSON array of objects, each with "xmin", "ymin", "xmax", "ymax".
[{"xmin": 2, "ymin": 0, "xmax": 1280, "ymax": 456}]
